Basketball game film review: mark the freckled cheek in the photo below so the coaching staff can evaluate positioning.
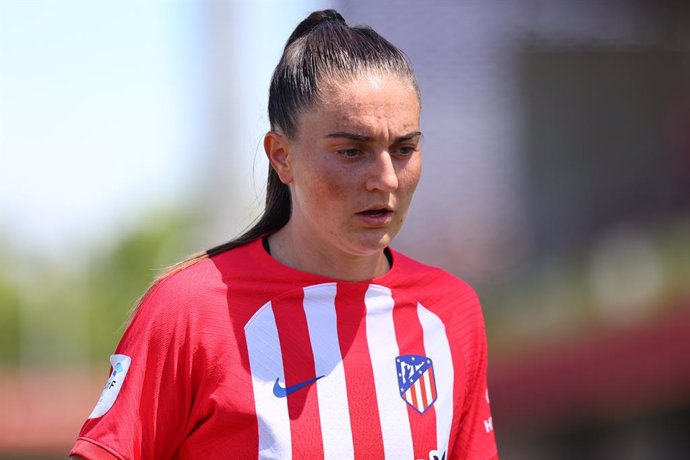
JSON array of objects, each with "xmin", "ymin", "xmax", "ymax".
[
  {"xmin": 298, "ymin": 169, "xmax": 353, "ymax": 214},
  {"xmin": 317, "ymin": 169, "xmax": 351, "ymax": 195}
]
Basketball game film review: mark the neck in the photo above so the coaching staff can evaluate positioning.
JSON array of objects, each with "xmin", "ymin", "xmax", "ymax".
[{"xmin": 267, "ymin": 224, "xmax": 390, "ymax": 281}]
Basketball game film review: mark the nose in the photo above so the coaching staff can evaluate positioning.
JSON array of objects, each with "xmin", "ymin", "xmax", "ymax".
[{"xmin": 366, "ymin": 151, "xmax": 399, "ymax": 192}]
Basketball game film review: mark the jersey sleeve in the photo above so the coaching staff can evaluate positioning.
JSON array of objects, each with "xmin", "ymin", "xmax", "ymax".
[
  {"xmin": 70, "ymin": 275, "xmax": 202, "ymax": 460},
  {"xmin": 448, "ymin": 285, "xmax": 499, "ymax": 460}
]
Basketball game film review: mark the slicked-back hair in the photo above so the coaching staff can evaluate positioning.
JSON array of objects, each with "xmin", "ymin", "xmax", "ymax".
[{"xmin": 269, "ymin": 9, "xmax": 419, "ymax": 138}]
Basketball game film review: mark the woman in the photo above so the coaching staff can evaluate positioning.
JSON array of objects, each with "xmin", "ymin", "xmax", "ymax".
[{"xmin": 70, "ymin": 9, "xmax": 498, "ymax": 460}]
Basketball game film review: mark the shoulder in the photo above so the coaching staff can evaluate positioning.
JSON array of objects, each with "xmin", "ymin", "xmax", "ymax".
[
  {"xmin": 389, "ymin": 248, "xmax": 479, "ymax": 303},
  {"xmin": 138, "ymin": 256, "xmax": 225, "ymax": 315},
  {"xmin": 387, "ymin": 249, "xmax": 486, "ymax": 335},
  {"xmin": 130, "ymin": 240, "xmax": 270, "ymax": 333},
  {"xmin": 123, "ymin": 253, "xmax": 237, "ymax": 347}
]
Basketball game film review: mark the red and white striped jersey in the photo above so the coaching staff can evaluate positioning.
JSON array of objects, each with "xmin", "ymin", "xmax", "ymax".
[{"xmin": 71, "ymin": 239, "xmax": 498, "ymax": 460}]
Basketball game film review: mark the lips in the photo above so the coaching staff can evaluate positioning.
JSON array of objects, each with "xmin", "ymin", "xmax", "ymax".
[
  {"xmin": 358, "ymin": 209, "xmax": 390, "ymax": 217},
  {"xmin": 356, "ymin": 206, "xmax": 394, "ymax": 226}
]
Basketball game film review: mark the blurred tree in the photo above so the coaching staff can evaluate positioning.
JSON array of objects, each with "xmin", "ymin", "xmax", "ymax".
[
  {"xmin": 0, "ymin": 273, "xmax": 22, "ymax": 366},
  {"xmin": 82, "ymin": 209, "xmax": 200, "ymax": 365},
  {"xmin": 0, "ymin": 208, "xmax": 201, "ymax": 369}
]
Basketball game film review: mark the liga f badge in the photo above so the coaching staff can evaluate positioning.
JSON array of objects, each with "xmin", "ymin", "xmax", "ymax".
[{"xmin": 396, "ymin": 354, "xmax": 437, "ymax": 414}]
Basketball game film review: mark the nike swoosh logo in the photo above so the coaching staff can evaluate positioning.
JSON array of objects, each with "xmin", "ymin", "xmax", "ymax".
[{"xmin": 273, "ymin": 375, "xmax": 324, "ymax": 398}]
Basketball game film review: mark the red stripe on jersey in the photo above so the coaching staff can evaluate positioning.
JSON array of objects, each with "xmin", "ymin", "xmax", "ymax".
[
  {"xmin": 392, "ymin": 295, "xmax": 438, "ymax": 458},
  {"xmin": 273, "ymin": 290, "xmax": 324, "ymax": 458},
  {"xmin": 335, "ymin": 284, "xmax": 385, "ymax": 459},
  {"xmin": 410, "ymin": 385, "xmax": 419, "ymax": 409}
]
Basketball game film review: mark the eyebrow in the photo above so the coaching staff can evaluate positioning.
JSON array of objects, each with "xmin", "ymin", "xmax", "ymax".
[{"xmin": 324, "ymin": 131, "xmax": 423, "ymax": 143}]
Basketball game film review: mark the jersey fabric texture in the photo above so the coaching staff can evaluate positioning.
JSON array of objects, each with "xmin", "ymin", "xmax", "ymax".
[{"xmin": 71, "ymin": 239, "xmax": 498, "ymax": 460}]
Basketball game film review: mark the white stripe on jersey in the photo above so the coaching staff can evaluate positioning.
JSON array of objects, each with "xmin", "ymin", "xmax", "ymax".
[
  {"xmin": 418, "ymin": 302, "xmax": 454, "ymax": 456},
  {"xmin": 364, "ymin": 285, "xmax": 415, "ymax": 458},
  {"xmin": 423, "ymin": 371, "xmax": 435, "ymax": 408},
  {"xmin": 302, "ymin": 283, "xmax": 355, "ymax": 459},
  {"xmin": 413, "ymin": 378, "xmax": 424, "ymax": 412},
  {"xmin": 245, "ymin": 302, "xmax": 292, "ymax": 459}
]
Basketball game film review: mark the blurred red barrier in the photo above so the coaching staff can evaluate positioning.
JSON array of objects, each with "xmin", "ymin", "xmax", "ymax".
[
  {"xmin": 489, "ymin": 304, "xmax": 690, "ymax": 431},
  {"xmin": 0, "ymin": 370, "xmax": 104, "ymax": 454}
]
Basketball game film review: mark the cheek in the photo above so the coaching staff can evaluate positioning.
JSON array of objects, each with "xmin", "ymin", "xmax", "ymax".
[
  {"xmin": 296, "ymin": 162, "xmax": 353, "ymax": 209},
  {"xmin": 398, "ymin": 157, "xmax": 423, "ymax": 196}
]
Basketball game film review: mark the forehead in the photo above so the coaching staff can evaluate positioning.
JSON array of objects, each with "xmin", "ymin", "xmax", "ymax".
[
  {"xmin": 299, "ymin": 72, "xmax": 420, "ymax": 135},
  {"xmin": 321, "ymin": 73, "xmax": 418, "ymax": 111},
  {"xmin": 324, "ymin": 70, "xmax": 417, "ymax": 98}
]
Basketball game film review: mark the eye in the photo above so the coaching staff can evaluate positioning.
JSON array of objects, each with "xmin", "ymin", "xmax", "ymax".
[
  {"xmin": 395, "ymin": 145, "xmax": 418, "ymax": 157},
  {"xmin": 338, "ymin": 148, "xmax": 363, "ymax": 159}
]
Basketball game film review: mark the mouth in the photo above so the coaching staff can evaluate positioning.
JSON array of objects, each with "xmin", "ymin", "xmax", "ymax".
[
  {"xmin": 355, "ymin": 206, "xmax": 394, "ymax": 226},
  {"xmin": 357, "ymin": 208, "xmax": 391, "ymax": 217}
]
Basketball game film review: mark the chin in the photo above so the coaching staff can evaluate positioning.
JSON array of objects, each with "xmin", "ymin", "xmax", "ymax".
[{"xmin": 346, "ymin": 233, "xmax": 395, "ymax": 255}]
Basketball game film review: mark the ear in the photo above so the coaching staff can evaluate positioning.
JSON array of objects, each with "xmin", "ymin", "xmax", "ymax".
[{"xmin": 264, "ymin": 131, "xmax": 294, "ymax": 184}]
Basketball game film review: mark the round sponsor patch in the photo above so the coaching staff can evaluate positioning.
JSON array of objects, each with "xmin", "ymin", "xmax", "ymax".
[{"xmin": 88, "ymin": 354, "xmax": 132, "ymax": 418}]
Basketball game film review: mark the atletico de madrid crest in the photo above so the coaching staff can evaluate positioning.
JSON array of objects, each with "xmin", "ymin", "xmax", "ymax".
[{"xmin": 395, "ymin": 354, "xmax": 437, "ymax": 414}]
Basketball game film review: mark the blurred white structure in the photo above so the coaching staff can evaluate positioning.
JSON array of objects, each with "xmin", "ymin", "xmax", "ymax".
[{"xmin": 197, "ymin": 0, "xmax": 329, "ymax": 247}]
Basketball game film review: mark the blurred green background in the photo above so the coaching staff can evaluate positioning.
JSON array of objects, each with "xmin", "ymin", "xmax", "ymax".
[{"xmin": 1, "ymin": 0, "xmax": 689, "ymax": 458}]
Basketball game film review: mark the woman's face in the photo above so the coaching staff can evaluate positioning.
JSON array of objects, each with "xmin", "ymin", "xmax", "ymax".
[{"xmin": 274, "ymin": 72, "xmax": 422, "ymax": 260}]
